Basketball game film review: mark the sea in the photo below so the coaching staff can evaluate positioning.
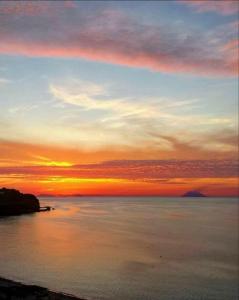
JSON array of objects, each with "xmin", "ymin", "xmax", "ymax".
[{"xmin": 0, "ymin": 197, "xmax": 238, "ymax": 300}]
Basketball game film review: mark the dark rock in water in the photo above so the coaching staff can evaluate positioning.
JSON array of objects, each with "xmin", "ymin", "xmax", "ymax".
[
  {"xmin": 40, "ymin": 206, "xmax": 52, "ymax": 212},
  {"xmin": 182, "ymin": 190, "xmax": 206, "ymax": 197},
  {"xmin": 0, "ymin": 187, "xmax": 40, "ymax": 216},
  {"xmin": 0, "ymin": 285, "xmax": 49, "ymax": 299}
]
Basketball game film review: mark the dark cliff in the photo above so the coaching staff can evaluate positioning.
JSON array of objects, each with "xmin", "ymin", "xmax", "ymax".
[{"xmin": 0, "ymin": 188, "xmax": 40, "ymax": 216}]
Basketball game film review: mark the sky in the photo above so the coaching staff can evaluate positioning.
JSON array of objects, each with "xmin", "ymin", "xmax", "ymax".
[{"xmin": 0, "ymin": 0, "xmax": 238, "ymax": 196}]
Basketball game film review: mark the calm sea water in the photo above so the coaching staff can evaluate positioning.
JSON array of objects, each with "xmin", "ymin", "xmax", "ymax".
[{"xmin": 0, "ymin": 197, "xmax": 238, "ymax": 300}]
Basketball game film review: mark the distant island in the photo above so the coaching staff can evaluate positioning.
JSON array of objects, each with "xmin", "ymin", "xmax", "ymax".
[
  {"xmin": 0, "ymin": 188, "xmax": 51, "ymax": 216},
  {"xmin": 37, "ymin": 193, "xmax": 56, "ymax": 197},
  {"xmin": 37, "ymin": 193, "xmax": 83, "ymax": 198},
  {"xmin": 182, "ymin": 190, "xmax": 206, "ymax": 197}
]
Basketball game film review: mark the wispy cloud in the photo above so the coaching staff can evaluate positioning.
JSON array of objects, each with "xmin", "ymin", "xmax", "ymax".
[
  {"xmin": 0, "ymin": 78, "xmax": 11, "ymax": 86},
  {"xmin": 8, "ymin": 104, "xmax": 39, "ymax": 115},
  {"xmin": 180, "ymin": 0, "xmax": 239, "ymax": 16},
  {"xmin": 50, "ymin": 80, "xmax": 159, "ymax": 119},
  {"xmin": 0, "ymin": 1, "xmax": 75, "ymax": 16},
  {"xmin": 0, "ymin": 3, "xmax": 237, "ymax": 76},
  {"xmin": 49, "ymin": 80, "xmax": 237, "ymax": 152}
]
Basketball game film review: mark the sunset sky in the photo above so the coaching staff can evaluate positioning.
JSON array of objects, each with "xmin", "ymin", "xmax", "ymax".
[{"xmin": 0, "ymin": 0, "xmax": 238, "ymax": 196}]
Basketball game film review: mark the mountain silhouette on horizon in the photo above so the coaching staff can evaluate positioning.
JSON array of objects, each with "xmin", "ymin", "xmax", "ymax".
[{"xmin": 182, "ymin": 190, "xmax": 206, "ymax": 197}]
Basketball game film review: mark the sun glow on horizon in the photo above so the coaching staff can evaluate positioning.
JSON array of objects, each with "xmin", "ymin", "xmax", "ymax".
[{"xmin": 0, "ymin": 0, "xmax": 238, "ymax": 197}]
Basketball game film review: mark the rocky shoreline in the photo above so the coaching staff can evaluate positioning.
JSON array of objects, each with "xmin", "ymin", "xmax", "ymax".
[
  {"xmin": 0, "ymin": 277, "xmax": 86, "ymax": 300},
  {"xmin": 0, "ymin": 188, "xmax": 86, "ymax": 299},
  {"xmin": 0, "ymin": 188, "xmax": 52, "ymax": 216}
]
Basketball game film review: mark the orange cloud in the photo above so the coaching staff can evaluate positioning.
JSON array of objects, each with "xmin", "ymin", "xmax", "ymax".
[
  {"xmin": 0, "ymin": 139, "xmax": 237, "ymax": 196},
  {"xmin": 0, "ymin": 173, "xmax": 237, "ymax": 197},
  {"xmin": 0, "ymin": 159, "xmax": 237, "ymax": 180},
  {"xmin": 0, "ymin": 135, "xmax": 237, "ymax": 168}
]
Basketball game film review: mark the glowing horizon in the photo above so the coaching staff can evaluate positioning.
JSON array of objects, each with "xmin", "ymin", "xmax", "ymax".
[{"xmin": 0, "ymin": 1, "xmax": 238, "ymax": 197}]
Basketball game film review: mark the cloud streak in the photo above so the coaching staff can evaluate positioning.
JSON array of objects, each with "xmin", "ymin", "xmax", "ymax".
[
  {"xmin": 49, "ymin": 80, "xmax": 237, "ymax": 153},
  {"xmin": 50, "ymin": 80, "xmax": 159, "ymax": 119},
  {"xmin": 0, "ymin": 139, "xmax": 237, "ymax": 196},
  {"xmin": 0, "ymin": 78, "xmax": 11, "ymax": 86},
  {"xmin": 0, "ymin": 159, "xmax": 237, "ymax": 179},
  {"xmin": 0, "ymin": 3, "xmax": 237, "ymax": 76},
  {"xmin": 180, "ymin": 0, "xmax": 239, "ymax": 16}
]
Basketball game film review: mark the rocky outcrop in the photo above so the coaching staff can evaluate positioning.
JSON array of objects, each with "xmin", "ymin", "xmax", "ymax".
[
  {"xmin": 0, "ymin": 277, "xmax": 86, "ymax": 299},
  {"xmin": 0, "ymin": 188, "xmax": 40, "ymax": 216}
]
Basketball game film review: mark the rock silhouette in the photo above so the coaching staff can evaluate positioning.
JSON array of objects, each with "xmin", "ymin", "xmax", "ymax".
[
  {"xmin": 0, "ymin": 277, "xmax": 86, "ymax": 299},
  {"xmin": 0, "ymin": 187, "xmax": 40, "ymax": 216}
]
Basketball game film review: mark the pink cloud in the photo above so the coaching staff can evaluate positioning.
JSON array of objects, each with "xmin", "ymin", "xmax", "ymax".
[
  {"xmin": 0, "ymin": 5, "xmax": 238, "ymax": 76},
  {"xmin": 0, "ymin": 1, "xmax": 75, "ymax": 16},
  {"xmin": 223, "ymin": 38, "xmax": 239, "ymax": 51},
  {"xmin": 180, "ymin": 0, "xmax": 239, "ymax": 15}
]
